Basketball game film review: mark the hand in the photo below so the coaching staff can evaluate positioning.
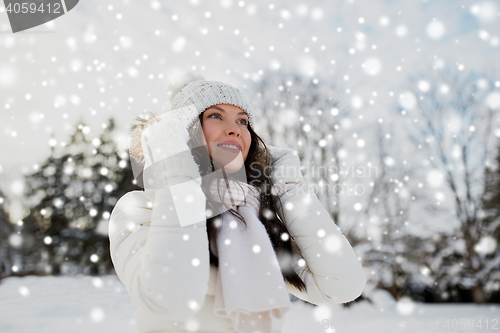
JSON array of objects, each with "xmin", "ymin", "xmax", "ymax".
[
  {"xmin": 141, "ymin": 117, "xmax": 189, "ymax": 169},
  {"xmin": 267, "ymin": 145, "xmax": 310, "ymax": 203},
  {"xmin": 268, "ymin": 145, "xmax": 306, "ymax": 185},
  {"xmin": 140, "ymin": 115, "xmax": 201, "ymax": 190}
]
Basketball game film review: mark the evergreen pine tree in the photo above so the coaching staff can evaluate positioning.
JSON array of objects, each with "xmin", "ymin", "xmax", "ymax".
[
  {"xmin": 0, "ymin": 189, "xmax": 13, "ymax": 280},
  {"xmin": 23, "ymin": 117, "xmax": 140, "ymax": 276}
]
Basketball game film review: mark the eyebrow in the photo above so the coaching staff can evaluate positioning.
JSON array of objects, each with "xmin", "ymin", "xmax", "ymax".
[{"xmin": 207, "ymin": 105, "xmax": 248, "ymax": 117}]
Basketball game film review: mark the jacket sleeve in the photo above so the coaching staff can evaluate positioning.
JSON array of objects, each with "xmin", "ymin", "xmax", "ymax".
[
  {"xmin": 108, "ymin": 175, "xmax": 210, "ymax": 321},
  {"xmin": 281, "ymin": 183, "xmax": 367, "ymax": 305}
]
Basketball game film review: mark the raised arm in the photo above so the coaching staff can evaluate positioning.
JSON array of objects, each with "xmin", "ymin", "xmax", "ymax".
[
  {"xmin": 268, "ymin": 145, "xmax": 367, "ymax": 305},
  {"xmin": 109, "ymin": 116, "xmax": 209, "ymax": 321},
  {"xmin": 282, "ymin": 183, "xmax": 367, "ymax": 305}
]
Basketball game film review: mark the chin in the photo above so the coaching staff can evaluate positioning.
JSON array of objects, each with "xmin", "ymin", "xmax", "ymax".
[
  {"xmin": 223, "ymin": 163, "xmax": 245, "ymax": 174},
  {"xmin": 212, "ymin": 153, "xmax": 246, "ymax": 175},
  {"xmin": 213, "ymin": 159, "xmax": 243, "ymax": 174}
]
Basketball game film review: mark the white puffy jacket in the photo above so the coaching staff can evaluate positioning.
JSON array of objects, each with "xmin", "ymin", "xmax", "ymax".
[{"xmin": 109, "ymin": 146, "xmax": 367, "ymax": 333}]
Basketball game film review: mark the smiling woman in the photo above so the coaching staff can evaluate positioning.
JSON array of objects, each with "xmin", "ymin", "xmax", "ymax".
[
  {"xmin": 109, "ymin": 72, "xmax": 367, "ymax": 333},
  {"xmin": 201, "ymin": 104, "xmax": 252, "ymax": 173}
]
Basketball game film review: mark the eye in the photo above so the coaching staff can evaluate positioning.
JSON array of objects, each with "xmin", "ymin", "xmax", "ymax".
[
  {"xmin": 238, "ymin": 119, "xmax": 248, "ymax": 126},
  {"xmin": 208, "ymin": 113, "xmax": 221, "ymax": 120}
]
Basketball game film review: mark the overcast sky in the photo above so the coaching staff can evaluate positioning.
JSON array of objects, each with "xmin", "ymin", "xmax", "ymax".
[{"xmin": 0, "ymin": 0, "xmax": 498, "ymax": 200}]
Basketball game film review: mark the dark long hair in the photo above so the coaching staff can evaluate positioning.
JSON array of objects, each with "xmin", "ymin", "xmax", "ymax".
[{"xmin": 187, "ymin": 111, "xmax": 307, "ymax": 293}]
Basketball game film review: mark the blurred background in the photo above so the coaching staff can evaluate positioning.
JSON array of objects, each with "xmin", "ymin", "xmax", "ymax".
[{"xmin": 0, "ymin": 0, "xmax": 499, "ymax": 332}]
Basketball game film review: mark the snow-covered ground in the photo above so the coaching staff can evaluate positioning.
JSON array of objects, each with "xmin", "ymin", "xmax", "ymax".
[{"xmin": 0, "ymin": 275, "xmax": 497, "ymax": 333}]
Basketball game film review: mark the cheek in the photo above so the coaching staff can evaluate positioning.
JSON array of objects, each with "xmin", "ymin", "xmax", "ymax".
[
  {"xmin": 202, "ymin": 123, "xmax": 214, "ymax": 144},
  {"xmin": 202, "ymin": 123, "xmax": 218, "ymax": 157},
  {"xmin": 201, "ymin": 125, "xmax": 210, "ymax": 154},
  {"xmin": 243, "ymin": 133, "xmax": 252, "ymax": 154},
  {"xmin": 201, "ymin": 131, "xmax": 207, "ymax": 146}
]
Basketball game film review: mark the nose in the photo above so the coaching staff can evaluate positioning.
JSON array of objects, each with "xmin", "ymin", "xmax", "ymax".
[{"xmin": 224, "ymin": 121, "xmax": 241, "ymax": 137}]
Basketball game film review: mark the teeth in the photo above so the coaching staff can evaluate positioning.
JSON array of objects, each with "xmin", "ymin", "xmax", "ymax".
[{"xmin": 218, "ymin": 144, "xmax": 240, "ymax": 150}]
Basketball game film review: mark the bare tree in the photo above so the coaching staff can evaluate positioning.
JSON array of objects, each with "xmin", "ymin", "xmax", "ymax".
[
  {"xmin": 249, "ymin": 70, "xmax": 353, "ymax": 229},
  {"xmin": 403, "ymin": 68, "xmax": 500, "ymax": 303},
  {"xmin": 359, "ymin": 118, "xmax": 431, "ymax": 301}
]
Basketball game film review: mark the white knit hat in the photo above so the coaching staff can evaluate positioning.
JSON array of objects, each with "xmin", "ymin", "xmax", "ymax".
[{"xmin": 167, "ymin": 72, "xmax": 255, "ymax": 130}]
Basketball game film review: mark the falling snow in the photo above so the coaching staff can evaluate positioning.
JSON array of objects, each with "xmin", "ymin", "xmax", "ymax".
[{"xmin": 0, "ymin": 1, "xmax": 499, "ymax": 332}]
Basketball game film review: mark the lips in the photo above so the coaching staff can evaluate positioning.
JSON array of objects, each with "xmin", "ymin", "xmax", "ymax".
[
  {"xmin": 217, "ymin": 146, "xmax": 240, "ymax": 153},
  {"xmin": 217, "ymin": 141, "xmax": 242, "ymax": 152}
]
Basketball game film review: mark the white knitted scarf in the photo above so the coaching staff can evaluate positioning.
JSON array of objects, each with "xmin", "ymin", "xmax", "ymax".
[{"xmin": 208, "ymin": 179, "xmax": 295, "ymax": 333}]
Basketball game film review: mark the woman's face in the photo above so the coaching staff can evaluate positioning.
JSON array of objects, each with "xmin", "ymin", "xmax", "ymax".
[{"xmin": 201, "ymin": 104, "xmax": 251, "ymax": 173}]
